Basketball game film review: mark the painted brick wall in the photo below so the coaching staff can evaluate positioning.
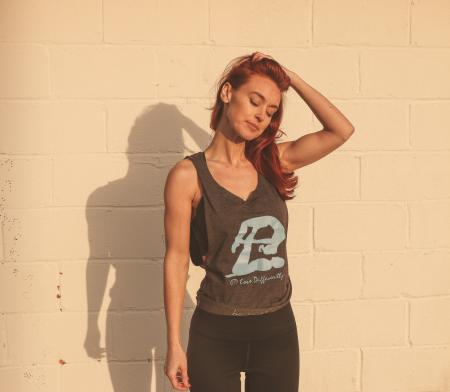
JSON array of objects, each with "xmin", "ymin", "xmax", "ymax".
[{"xmin": 1, "ymin": 1, "xmax": 449, "ymax": 391}]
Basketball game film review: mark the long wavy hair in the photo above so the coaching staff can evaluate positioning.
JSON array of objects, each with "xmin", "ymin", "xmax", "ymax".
[{"xmin": 206, "ymin": 52, "xmax": 298, "ymax": 200}]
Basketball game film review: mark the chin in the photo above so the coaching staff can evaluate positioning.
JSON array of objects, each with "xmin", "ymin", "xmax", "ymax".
[
  {"xmin": 228, "ymin": 125, "xmax": 246, "ymax": 140},
  {"xmin": 240, "ymin": 123, "xmax": 257, "ymax": 138},
  {"xmin": 240, "ymin": 131, "xmax": 255, "ymax": 141}
]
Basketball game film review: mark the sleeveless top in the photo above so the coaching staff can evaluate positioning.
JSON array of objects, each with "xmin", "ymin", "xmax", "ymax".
[{"xmin": 184, "ymin": 151, "xmax": 292, "ymax": 316}]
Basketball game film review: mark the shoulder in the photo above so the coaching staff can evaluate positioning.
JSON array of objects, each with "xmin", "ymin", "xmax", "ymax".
[{"xmin": 164, "ymin": 155, "xmax": 198, "ymax": 201}]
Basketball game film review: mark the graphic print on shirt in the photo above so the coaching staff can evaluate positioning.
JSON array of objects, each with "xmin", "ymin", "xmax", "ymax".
[{"xmin": 225, "ymin": 215, "xmax": 286, "ymax": 282}]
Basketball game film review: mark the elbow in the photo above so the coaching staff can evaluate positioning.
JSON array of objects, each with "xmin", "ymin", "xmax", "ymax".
[{"xmin": 342, "ymin": 127, "xmax": 355, "ymax": 141}]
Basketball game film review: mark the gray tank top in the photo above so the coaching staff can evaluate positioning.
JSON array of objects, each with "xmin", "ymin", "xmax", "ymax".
[{"xmin": 184, "ymin": 151, "xmax": 292, "ymax": 316}]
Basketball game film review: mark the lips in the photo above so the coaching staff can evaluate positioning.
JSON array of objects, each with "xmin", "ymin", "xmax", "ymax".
[{"xmin": 247, "ymin": 121, "xmax": 258, "ymax": 131}]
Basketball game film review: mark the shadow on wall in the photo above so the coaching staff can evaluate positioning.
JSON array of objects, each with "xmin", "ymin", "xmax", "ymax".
[{"xmin": 82, "ymin": 102, "xmax": 211, "ymax": 391}]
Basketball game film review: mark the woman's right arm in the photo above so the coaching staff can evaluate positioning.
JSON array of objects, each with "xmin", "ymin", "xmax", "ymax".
[{"xmin": 163, "ymin": 158, "xmax": 196, "ymax": 391}]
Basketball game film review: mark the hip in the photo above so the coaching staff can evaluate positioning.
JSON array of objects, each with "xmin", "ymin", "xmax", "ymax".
[{"xmin": 189, "ymin": 301, "xmax": 297, "ymax": 341}]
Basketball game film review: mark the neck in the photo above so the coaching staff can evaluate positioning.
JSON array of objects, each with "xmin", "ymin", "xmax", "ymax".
[{"xmin": 204, "ymin": 129, "xmax": 248, "ymax": 166}]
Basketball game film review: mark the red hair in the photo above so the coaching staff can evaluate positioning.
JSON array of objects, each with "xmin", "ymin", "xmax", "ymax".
[{"xmin": 206, "ymin": 52, "xmax": 298, "ymax": 200}]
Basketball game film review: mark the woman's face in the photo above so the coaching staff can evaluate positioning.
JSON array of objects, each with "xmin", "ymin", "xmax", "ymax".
[{"xmin": 221, "ymin": 74, "xmax": 281, "ymax": 140}]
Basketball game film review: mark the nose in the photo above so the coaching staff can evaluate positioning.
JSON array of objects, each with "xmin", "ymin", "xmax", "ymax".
[{"xmin": 255, "ymin": 111, "xmax": 263, "ymax": 122}]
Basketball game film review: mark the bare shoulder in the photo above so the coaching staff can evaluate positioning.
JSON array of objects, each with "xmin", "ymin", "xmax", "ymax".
[
  {"xmin": 164, "ymin": 157, "xmax": 198, "ymax": 203},
  {"xmin": 163, "ymin": 157, "xmax": 199, "ymax": 261}
]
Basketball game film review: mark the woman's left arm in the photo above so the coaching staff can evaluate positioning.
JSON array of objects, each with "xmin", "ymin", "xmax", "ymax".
[{"xmin": 277, "ymin": 71, "xmax": 355, "ymax": 172}]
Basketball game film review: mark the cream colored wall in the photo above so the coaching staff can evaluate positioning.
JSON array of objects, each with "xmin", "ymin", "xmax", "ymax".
[{"xmin": 1, "ymin": 1, "xmax": 450, "ymax": 391}]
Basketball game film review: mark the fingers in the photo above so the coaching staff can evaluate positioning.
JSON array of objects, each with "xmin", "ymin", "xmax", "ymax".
[
  {"xmin": 252, "ymin": 51, "xmax": 274, "ymax": 62},
  {"xmin": 168, "ymin": 373, "xmax": 189, "ymax": 390},
  {"xmin": 180, "ymin": 366, "xmax": 192, "ymax": 389},
  {"xmin": 252, "ymin": 52, "xmax": 263, "ymax": 61},
  {"xmin": 167, "ymin": 367, "xmax": 191, "ymax": 391}
]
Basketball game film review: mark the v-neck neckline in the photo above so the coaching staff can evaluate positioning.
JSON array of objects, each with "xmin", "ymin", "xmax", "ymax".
[{"xmin": 201, "ymin": 151, "xmax": 261, "ymax": 204}]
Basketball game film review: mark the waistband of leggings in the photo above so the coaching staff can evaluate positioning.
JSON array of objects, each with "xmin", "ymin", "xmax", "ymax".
[
  {"xmin": 189, "ymin": 301, "xmax": 296, "ymax": 340},
  {"xmin": 195, "ymin": 300, "xmax": 292, "ymax": 319}
]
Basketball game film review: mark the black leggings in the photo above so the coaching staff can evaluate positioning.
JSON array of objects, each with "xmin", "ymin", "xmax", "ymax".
[{"xmin": 187, "ymin": 302, "xmax": 300, "ymax": 392}]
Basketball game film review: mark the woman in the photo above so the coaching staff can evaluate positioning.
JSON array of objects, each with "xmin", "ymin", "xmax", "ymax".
[{"xmin": 163, "ymin": 51, "xmax": 355, "ymax": 391}]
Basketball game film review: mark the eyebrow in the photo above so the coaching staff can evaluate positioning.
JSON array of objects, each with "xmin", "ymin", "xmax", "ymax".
[{"xmin": 250, "ymin": 91, "xmax": 279, "ymax": 110}]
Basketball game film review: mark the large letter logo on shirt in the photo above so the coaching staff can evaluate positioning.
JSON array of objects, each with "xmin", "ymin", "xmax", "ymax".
[{"xmin": 225, "ymin": 215, "xmax": 286, "ymax": 278}]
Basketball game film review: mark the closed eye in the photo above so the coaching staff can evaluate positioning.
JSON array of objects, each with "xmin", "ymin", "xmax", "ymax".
[{"xmin": 250, "ymin": 99, "xmax": 274, "ymax": 118}]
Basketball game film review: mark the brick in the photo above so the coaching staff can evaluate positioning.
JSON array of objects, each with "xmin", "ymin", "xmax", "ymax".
[
  {"xmin": 0, "ymin": 315, "xmax": 6, "ymax": 365},
  {"xmin": 410, "ymin": 200, "xmax": 450, "ymax": 248},
  {"xmin": 315, "ymin": 300, "xmax": 407, "ymax": 348},
  {"xmin": 316, "ymin": 100, "xmax": 408, "ymax": 151},
  {"xmin": 110, "ymin": 310, "xmax": 174, "ymax": 360},
  {"xmin": 2, "ymin": 208, "xmax": 87, "ymax": 261},
  {"xmin": 0, "ymin": 262, "xmax": 58, "ymax": 312},
  {"xmin": 60, "ymin": 260, "xmax": 111, "ymax": 312},
  {"xmin": 7, "ymin": 311, "xmax": 114, "ymax": 364},
  {"xmin": 362, "ymin": 346, "xmax": 450, "ymax": 392},
  {"xmin": 314, "ymin": 0, "xmax": 409, "ymax": 45},
  {"xmin": 104, "ymin": 0, "xmax": 208, "ymax": 44},
  {"xmin": 210, "ymin": 0, "xmax": 310, "ymax": 46},
  {"xmin": 0, "ymin": 365, "xmax": 57, "ymax": 392},
  {"xmin": 61, "ymin": 361, "xmax": 165, "ymax": 392},
  {"xmin": 0, "ymin": 101, "xmax": 106, "ymax": 154},
  {"xmin": 0, "ymin": 45, "xmax": 49, "ymax": 98},
  {"xmin": 299, "ymin": 349, "xmax": 360, "ymax": 391},
  {"xmin": 361, "ymin": 49, "xmax": 450, "ymax": 98},
  {"xmin": 292, "ymin": 154, "xmax": 359, "ymax": 202},
  {"xmin": 54, "ymin": 154, "xmax": 166, "ymax": 206},
  {"xmin": 0, "ymin": 157, "xmax": 52, "ymax": 208},
  {"xmin": 274, "ymin": 49, "xmax": 359, "ymax": 98},
  {"xmin": 0, "ymin": 0, "xmax": 101, "ymax": 43},
  {"xmin": 156, "ymin": 46, "xmax": 230, "ymax": 98},
  {"xmin": 106, "ymin": 99, "xmax": 210, "ymax": 153},
  {"xmin": 286, "ymin": 204, "xmax": 312, "ymax": 253},
  {"xmin": 6, "ymin": 313, "xmax": 61, "ymax": 364},
  {"xmin": 363, "ymin": 250, "xmax": 450, "ymax": 297},
  {"xmin": 362, "ymin": 152, "xmax": 450, "ymax": 200},
  {"xmin": 411, "ymin": 0, "xmax": 450, "ymax": 46},
  {"xmin": 50, "ymin": 46, "xmax": 156, "ymax": 98},
  {"xmin": 411, "ymin": 297, "xmax": 450, "ymax": 345},
  {"xmin": 61, "ymin": 261, "xmax": 163, "ymax": 311},
  {"xmin": 411, "ymin": 101, "xmax": 450, "ymax": 149},
  {"xmin": 2, "ymin": 207, "xmax": 165, "ymax": 261},
  {"xmin": 315, "ymin": 203, "xmax": 407, "ymax": 251},
  {"xmin": 289, "ymin": 252, "xmax": 362, "ymax": 301}
]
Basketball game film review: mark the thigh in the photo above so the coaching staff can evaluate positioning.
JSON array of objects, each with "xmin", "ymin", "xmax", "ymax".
[
  {"xmin": 245, "ymin": 328, "xmax": 300, "ymax": 392},
  {"xmin": 187, "ymin": 328, "xmax": 245, "ymax": 392}
]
